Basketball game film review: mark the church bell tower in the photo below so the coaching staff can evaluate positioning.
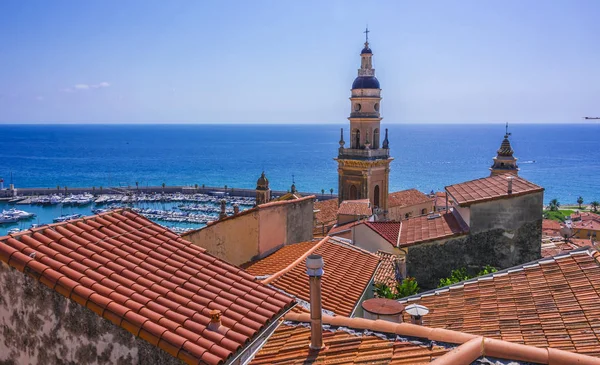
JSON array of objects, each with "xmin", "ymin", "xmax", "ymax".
[{"xmin": 335, "ymin": 29, "xmax": 392, "ymax": 212}]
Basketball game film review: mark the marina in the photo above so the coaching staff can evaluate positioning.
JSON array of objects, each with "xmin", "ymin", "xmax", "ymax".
[{"xmin": 0, "ymin": 191, "xmax": 257, "ymax": 236}]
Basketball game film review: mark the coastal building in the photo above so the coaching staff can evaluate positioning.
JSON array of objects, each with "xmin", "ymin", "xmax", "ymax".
[
  {"xmin": 490, "ymin": 124, "xmax": 519, "ymax": 176},
  {"xmin": 181, "ymin": 195, "xmax": 315, "ymax": 266},
  {"xmin": 569, "ymin": 212, "xmax": 600, "ymax": 240},
  {"xmin": 337, "ymin": 198, "xmax": 372, "ymax": 224},
  {"xmin": 312, "ymin": 199, "xmax": 339, "ymax": 236},
  {"xmin": 336, "ymin": 29, "xmax": 393, "ymax": 213},
  {"xmin": 387, "ymin": 188, "xmax": 434, "ymax": 220},
  {"xmin": 0, "ymin": 209, "xmax": 295, "ymax": 365},
  {"xmin": 255, "ymin": 171, "xmax": 271, "ymax": 205}
]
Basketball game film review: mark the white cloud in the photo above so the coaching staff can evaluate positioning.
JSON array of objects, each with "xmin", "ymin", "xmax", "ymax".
[{"xmin": 64, "ymin": 82, "xmax": 111, "ymax": 92}]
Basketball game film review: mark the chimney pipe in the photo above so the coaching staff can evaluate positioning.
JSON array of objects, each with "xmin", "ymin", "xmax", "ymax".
[
  {"xmin": 219, "ymin": 199, "xmax": 227, "ymax": 220},
  {"xmin": 507, "ymin": 176, "xmax": 513, "ymax": 194},
  {"xmin": 233, "ymin": 204, "xmax": 240, "ymax": 215},
  {"xmin": 207, "ymin": 309, "xmax": 222, "ymax": 331},
  {"xmin": 306, "ymin": 254, "xmax": 324, "ymax": 350}
]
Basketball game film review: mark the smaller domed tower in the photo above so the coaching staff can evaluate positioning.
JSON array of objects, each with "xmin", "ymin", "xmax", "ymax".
[
  {"xmin": 255, "ymin": 171, "xmax": 271, "ymax": 206},
  {"xmin": 490, "ymin": 123, "xmax": 519, "ymax": 176}
]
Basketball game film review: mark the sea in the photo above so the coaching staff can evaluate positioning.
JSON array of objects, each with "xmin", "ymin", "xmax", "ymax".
[{"xmin": 0, "ymin": 123, "xmax": 598, "ymax": 235}]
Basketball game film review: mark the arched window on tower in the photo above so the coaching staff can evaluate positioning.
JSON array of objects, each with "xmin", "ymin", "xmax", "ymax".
[
  {"xmin": 373, "ymin": 128, "xmax": 380, "ymax": 149},
  {"xmin": 374, "ymin": 185, "xmax": 380, "ymax": 207},
  {"xmin": 349, "ymin": 185, "xmax": 358, "ymax": 200},
  {"xmin": 352, "ymin": 129, "xmax": 361, "ymax": 149}
]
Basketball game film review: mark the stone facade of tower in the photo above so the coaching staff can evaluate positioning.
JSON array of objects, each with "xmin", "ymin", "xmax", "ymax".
[
  {"xmin": 490, "ymin": 131, "xmax": 519, "ymax": 176},
  {"xmin": 335, "ymin": 32, "xmax": 393, "ymax": 213},
  {"xmin": 255, "ymin": 171, "xmax": 271, "ymax": 206}
]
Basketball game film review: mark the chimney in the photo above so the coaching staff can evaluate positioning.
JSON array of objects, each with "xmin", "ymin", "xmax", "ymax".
[
  {"xmin": 405, "ymin": 304, "xmax": 429, "ymax": 325},
  {"xmin": 507, "ymin": 176, "xmax": 513, "ymax": 194},
  {"xmin": 306, "ymin": 254, "xmax": 324, "ymax": 350},
  {"xmin": 207, "ymin": 309, "xmax": 222, "ymax": 331},
  {"xmin": 233, "ymin": 204, "xmax": 240, "ymax": 215},
  {"xmin": 219, "ymin": 199, "xmax": 227, "ymax": 220}
]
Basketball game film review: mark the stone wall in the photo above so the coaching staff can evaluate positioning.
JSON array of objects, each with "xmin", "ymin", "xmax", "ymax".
[
  {"xmin": 406, "ymin": 219, "xmax": 542, "ymax": 290},
  {"xmin": 0, "ymin": 262, "xmax": 181, "ymax": 365}
]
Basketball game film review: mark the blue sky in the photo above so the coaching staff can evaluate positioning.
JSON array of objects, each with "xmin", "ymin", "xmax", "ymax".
[{"xmin": 0, "ymin": 0, "xmax": 598, "ymax": 124}]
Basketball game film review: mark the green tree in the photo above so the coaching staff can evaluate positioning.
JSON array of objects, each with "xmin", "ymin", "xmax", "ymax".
[
  {"xmin": 374, "ymin": 277, "xmax": 420, "ymax": 299},
  {"xmin": 321, "ymin": 189, "xmax": 325, "ymax": 195},
  {"xmin": 330, "ymin": 188, "xmax": 334, "ymax": 196},
  {"xmin": 577, "ymin": 196, "xmax": 584, "ymax": 209},
  {"xmin": 194, "ymin": 183, "xmax": 198, "ymax": 190},
  {"xmin": 438, "ymin": 266, "xmax": 498, "ymax": 288},
  {"xmin": 548, "ymin": 199, "xmax": 560, "ymax": 211},
  {"xmin": 591, "ymin": 201, "xmax": 600, "ymax": 212}
]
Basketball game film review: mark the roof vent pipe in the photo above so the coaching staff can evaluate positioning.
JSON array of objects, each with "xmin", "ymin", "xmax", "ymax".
[
  {"xmin": 207, "ymin": 309, "xmax": 222, "ymax": 331},
  {"xmin": 306, "ymin": 254, "xmax": 325, "ymax": 350},
  {"xmin": 507, "ymin": 176, "xmax": 514, "ymax": 194},
  {"xmin": 219, "ymin": 199, "xmax": 227, "ymax": 220},
  {"xmin": 233, "ymin": 204, "xmax": 240, "ymax": 215},
  {"xmin": 405, "ymin": 304, "xmax": 429, "ymax": 325}
]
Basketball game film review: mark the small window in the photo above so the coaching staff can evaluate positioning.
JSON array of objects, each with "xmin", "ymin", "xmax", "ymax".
[
  {"xmin": 421, "ymin": 208, "xmax": 427, "ymax": 215},
  {"xmin": 354, "ymin": 103, "xmax": 361, "ymax": 112},
  {"xmin": 374, "ymin": 103, "xmax": 379, "ymax": 111}
]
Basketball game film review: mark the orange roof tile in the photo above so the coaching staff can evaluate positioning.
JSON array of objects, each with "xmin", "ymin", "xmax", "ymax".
[
  {"xmin": 374, "ymin": 251, "xmax": 402, "ymax": 287},
  {"xmin": 313, "ymin": 199, "xmax": 339, "ymax": 225},
  {"xmin": 364, "ymin": 221, "xmax": 401, "ymax": 245},
  {"xmin": 338, "ymin": 199, "xmax": 372, "ymax": 216},
  {"xmin": 388, "ymin": 189, "xmax": 433, "ymax": 208},
  {"xmin": 446, "ymin": 175, "xmax": 543, "ymax": 207},
  {"xmin": 399, "ymin": 248, "xmax": 600, "ymax": 357},
  {"xmin": 251, "ymin": 312, "xmax": 600, "ymax": 365},
  {"xmin": 241, "ymin": 240, "xmax": 319, "ymax": 277},
  {"xmin": 327, "ymin": 220, "xmax": 362, "ymax": 236},
  {"xmin": 399, "ymin": 212, "xmax": 468, "ymax": 247},
  {"xmin": 257, "ymin": 237, "xmax": 380, "ymax": 316},
  {"xmin": 0, "ymin": 209, "xmax": 295, "ymax": 365}
]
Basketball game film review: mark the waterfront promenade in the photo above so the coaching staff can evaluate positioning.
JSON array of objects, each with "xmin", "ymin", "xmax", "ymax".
[{"xmin": 1, "ymin": 184, "xmax": 337, "ymax": 201}]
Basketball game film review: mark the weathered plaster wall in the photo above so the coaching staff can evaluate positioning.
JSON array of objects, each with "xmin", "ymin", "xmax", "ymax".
[
  {"xmin": 258, "ymin": 205, "xmax": 287, "ymax": 256},
  {"xmin": 353, "ymin": 224, "xmax": 400, "ymax": 255},
  {"xmin": 0, "ymin": 262, "xmax": 181, "ymax": 365},
  {"xmin": 388, "ymin": 201, "xmax": 434, "ymax": 222},
  {"xmin": 406, "ymin": 220, "xmax": 542, "ymax": 290},
  {"xmin": 284, "ymin": 199, "xmax": 314, "ymax": 245},
  {"xmin": 469, "ymin": 192, "xmax": 543, "ymax": 234},
  {"xmin": 182, "ymin": 211, "xmax": 260, "ymax": 266}
]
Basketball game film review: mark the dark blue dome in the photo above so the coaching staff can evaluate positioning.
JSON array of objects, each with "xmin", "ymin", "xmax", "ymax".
[
  {"xmin": 352, "ymin": 76, "xmax": 380, "ymax": 89},
  {"xmin": 361, "ymin": 46, "xmax": 372, "ymax": 54}
]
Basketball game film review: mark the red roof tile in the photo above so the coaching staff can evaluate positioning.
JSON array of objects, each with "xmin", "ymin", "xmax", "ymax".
[
  {"xmin": 446, "ymin": 175, "xmax": 543, "ymax": 207},
  {"xmin": 0, "ymin": 209, "xmax": 294, "ymax": 365},
  {"xmin": 399, "ymin": 212, "xmax": 468, "ymax": 247},
  {"xmin": 399, "ymin": 248, "xmax": 600, "ymax": 357},
  {"xmin": 259, "ymin": 237, "xmax": 380, "ymax": 316},
  {"xmin": 388, "ymin": 189, "xmax": 433, "ymax": 208},
  {"xmin": 374, "ymin": 251, "xmax": 402, "ymax": 287},
  {"xmin": 338, "ymin": 199, "xmax": 372, "ymax": 216},
  {"xmin": 241, "ymin": 240, "xmax": 319, "ymax": 277},
  {"xmin": 313, "ymin": 199, "xmax": 339, "ymax": 226},
  {"xmin": 327, "ymin": 220, "xmax": 362, "ymax": 236},
  {"xmin": 364, "ymin": 221, "xmax": 401, "ymax": 245}
]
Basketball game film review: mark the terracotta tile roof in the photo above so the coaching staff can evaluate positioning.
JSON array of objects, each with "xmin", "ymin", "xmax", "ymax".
[
  {"xmin": 399, "ymin": 212, "xmax": 469, "ymax": 247},
  {"xmin": 434, "ymin": 191, "xmax": 453, "ymax": 209},
  {"xmin": 241, "ymin": 240, "xmax": 319, "ymax": 277},
  {"xmin": 260, "ymin": 237, "xmax": 380, "ymax": 316},
  {"xmin": 313, "ymin": 199, "xmax": 339, "ymax": 225},
  {"xmin": 251, "ymin": 312, "xmax": 600, "ymax": 365},
  {"xmin": 571, "ymin": 212, "xmax": 600, "ymax": 231},
  {"xmin": 399, "ymin": 248, "xmax": 600, "ymax": 357},
  {"xmin": 327, "ymin": 220, "xmax": 362, "ymax": 236},
  {"xmin": 541, "ymin": 238, "xmax": 595, "ymax": 258},
  {"xmin": 364, "ymin": 221, "xmax": 401, "ymax": 245},
  {"xmin": 542, "ymin": 219, "xmax": 561, "ymax": 236},
  {"xmin": 374, "ymin": 251, "xmax": 402, "ymax": 287},
  {"xmin": 446, "ymin": 175, "xmax": 543, "ymax": 207},
  {"xmin": 388, "ymin": 189, "xmax": 433, "ymax": 208},
  {"xmin": 338, "ymin": 199, "xmax": 372, "ymax": 216},
  {"xmin": 0, "ymin": 209, "xmax": 295, "ymax": 365}
]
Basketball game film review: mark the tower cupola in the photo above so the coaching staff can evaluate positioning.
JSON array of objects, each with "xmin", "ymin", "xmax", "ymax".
[{"xmin": 490, "ymin": 123, "xmax": 519, "ymax": 176}]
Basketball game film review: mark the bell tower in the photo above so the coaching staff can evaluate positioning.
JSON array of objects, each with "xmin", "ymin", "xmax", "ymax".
[
  {"xmin": 490, "ymin": 123, "xmax": 519, "ymax": 176},
  {"xmin": 335, "ymin": 29, "xmax": 392, "ymax": 212}
]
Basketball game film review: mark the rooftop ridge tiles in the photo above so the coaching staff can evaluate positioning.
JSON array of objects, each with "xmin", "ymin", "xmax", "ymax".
[
  {"xmin": 327, "ymin": 237, "xmax": 380, "ymax": 259},
  {"xmin": 261, "ymin": 236, "xmax": 329, "ymax": 285}
]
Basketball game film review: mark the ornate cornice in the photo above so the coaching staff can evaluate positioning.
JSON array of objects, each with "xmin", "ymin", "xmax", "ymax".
[{"xmin": 335, "ymin": 158, "xmax": 393, "ymax": 168}]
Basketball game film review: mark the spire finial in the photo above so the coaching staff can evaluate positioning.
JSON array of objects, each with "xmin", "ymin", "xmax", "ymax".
[
  {"xmin": 364, "ymin": 26, "xmax": 370, "ymax": 44},
  {"xmin": 505, "ymin": 122, "xmax": 511, "ymax": 137}
]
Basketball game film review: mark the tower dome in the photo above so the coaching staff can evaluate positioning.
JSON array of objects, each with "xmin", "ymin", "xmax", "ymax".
[
  {"xmin": 490, "ymin": 124, "xmax": 519, "ymax": 177},
  {"xmin": 256, "ymin": 171, "xmax": 269, "ymax": 190},
  {"xmin": 352, "ymin": 76, "xmax": 380, "ymax": 89}
]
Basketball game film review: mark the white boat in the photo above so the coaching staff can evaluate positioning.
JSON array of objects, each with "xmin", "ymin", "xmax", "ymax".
[{"xmin": 2, "ymin": 208, "xmax": 36, "ymax": 219}]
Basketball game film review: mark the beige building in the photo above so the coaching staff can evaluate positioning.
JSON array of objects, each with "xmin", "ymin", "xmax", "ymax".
[
  {"xmin": 387, "ymin": 188, "xmax": 434, "ymax": 221},
  {"xmin": 182, "ymin": 195, "xmax": 315, "ymax": 265},
  {"xmin": 336, "ymin": 31, "xmax": 392, "ymax": 213}
]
